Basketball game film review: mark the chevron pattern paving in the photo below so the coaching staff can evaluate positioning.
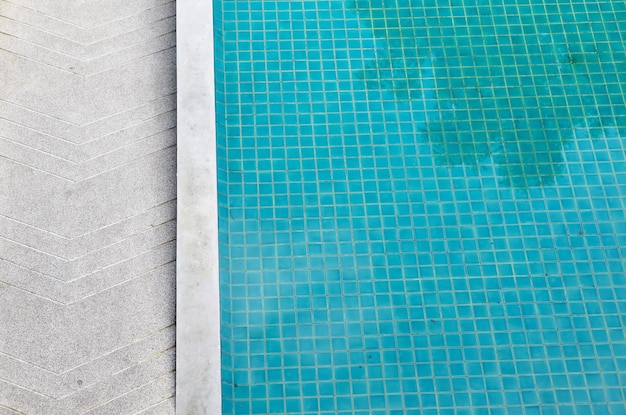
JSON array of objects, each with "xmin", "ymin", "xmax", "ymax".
[{"xmin": 0, "ymin": 0, "xmax": 176, "ymax": 413}]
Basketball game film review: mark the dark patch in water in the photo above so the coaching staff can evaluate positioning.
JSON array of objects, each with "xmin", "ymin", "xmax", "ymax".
[{"xmin": 351, "ymin": 0, "xmax": 616, "ymax": 187}]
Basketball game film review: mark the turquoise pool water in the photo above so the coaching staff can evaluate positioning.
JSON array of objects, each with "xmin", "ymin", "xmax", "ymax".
[{"xmin": 215, "ymin": 0, "xmax": 626, "ymax": 413}]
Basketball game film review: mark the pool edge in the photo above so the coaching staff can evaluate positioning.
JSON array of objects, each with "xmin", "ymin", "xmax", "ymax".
[{"xmin": 176, "ymin": 0, "xmax": 222, "ymax": 413}]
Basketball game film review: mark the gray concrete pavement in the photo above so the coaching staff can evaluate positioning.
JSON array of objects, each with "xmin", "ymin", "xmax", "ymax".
[{"xmin": 0, "ymin": 0, "xmax": 177, "ymax": 413}]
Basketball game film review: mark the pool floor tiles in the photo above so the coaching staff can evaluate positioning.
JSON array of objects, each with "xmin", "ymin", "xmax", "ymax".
[{"xmin": 215, "ymin": 0, "xmax": 626, "ymax": 414}]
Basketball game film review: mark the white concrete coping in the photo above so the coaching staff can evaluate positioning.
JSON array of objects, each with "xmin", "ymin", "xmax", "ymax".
[{"xmin": 176, "ymin": 0, "xmax": 221, "ymax": 413}]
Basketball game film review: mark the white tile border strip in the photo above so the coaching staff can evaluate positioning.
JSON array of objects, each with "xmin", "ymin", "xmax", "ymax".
[{"xmin": 176, "ymin": 0, "xmax": 222, "ymax": 413}]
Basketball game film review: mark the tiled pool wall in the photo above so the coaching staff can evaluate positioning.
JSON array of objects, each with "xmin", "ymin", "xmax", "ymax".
[{"xmin": 216, "ymin": 0, "xmax": 626, "ymax": 413}]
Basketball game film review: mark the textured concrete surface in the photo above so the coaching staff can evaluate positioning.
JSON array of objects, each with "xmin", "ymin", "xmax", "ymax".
[
  {"xmin": 176, "ymin": 0, "xmax": 221, "ymax": 413},
  {"xmin": 0, "ymin": 0, "xmax": 176, "ymax": 413}
]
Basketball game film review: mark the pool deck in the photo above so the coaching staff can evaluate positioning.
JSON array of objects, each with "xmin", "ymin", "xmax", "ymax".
[{"xmin": 0, "ymin": 0, "xmax": 178, "ymax": 413}]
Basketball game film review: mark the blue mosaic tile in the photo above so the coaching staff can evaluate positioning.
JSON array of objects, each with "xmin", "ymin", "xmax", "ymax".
[{"xmin": 216, "ymin": 0, "xmax": 626, "ymax": 413}]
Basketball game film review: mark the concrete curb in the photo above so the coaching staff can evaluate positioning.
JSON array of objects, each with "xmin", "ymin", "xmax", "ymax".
[{"xmin": 176, "ymin": 0, "xmax": 221, "ymax": 413}]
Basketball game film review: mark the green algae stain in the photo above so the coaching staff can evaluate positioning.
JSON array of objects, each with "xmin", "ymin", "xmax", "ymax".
[{"xmin": 351, "ymin": 0, "xmax": 617, "ymax": 188}]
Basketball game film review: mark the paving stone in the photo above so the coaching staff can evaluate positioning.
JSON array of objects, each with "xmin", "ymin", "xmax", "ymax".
[{"xmin": 0, "ymin": 1, "xmax": 176, "ymax": 412}]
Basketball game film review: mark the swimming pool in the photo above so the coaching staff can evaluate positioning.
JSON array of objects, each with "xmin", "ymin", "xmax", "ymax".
[{"xmin": 215, "ymin": 0, "xmax": 626, "ymax": 413}]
